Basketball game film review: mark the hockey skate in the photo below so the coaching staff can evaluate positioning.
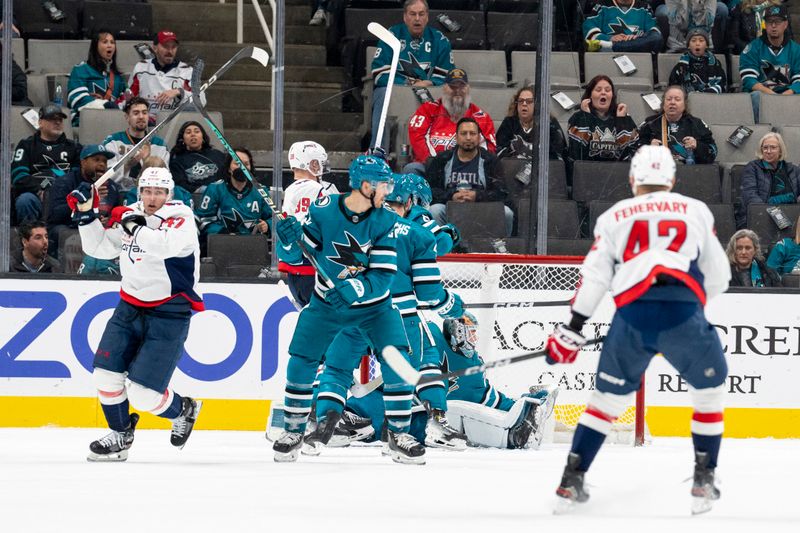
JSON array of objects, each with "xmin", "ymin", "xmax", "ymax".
[
  {"xmin": 170, "ymin": 397, "xmax": 202, "ymax": 449},
  {"xmin": 424, "ymin": 402, "xmax": 467, "ymax": 451},
  {"xmin": 302, "ymin": 409, "xmax": 342, "ymax": 456},
  {"xmin": 691, "ymin": 451, "xmax": 721, "ymax": 515},
  {"xmin": 327, "ymin": 410, "xmax": 375, "ymax": 448},
  {"xmin": 554, "ymin": 452, "xmax": 590, "ymax": 514},
  {"xmin": 273, "ymin": 431, "xmax": 304, "ymax": 462},
  {"xmin": 87, "ymin": 413, "xmax": 139, "ymax": 462},
  {"xmin": 386, "ymin": 429, "xmax": 426, "ymax": 465}
]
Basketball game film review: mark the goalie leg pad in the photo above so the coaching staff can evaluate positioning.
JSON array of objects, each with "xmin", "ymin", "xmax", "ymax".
[{"xmin": 446, "ymin": 400, "xmax": 523, "ymax": 448}]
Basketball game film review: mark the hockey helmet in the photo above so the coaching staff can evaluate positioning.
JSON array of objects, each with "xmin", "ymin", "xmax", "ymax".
[
  {"xmin": 288, "ymin": 141, "xmax": 328, "ymax": 177},
  {"xmin": 630, "ymin": 145, "xmax": 676, "ymax": 188},
  {"xmin": 348, "ymin": 155, "xmax": 393, "ymax": 193},
  {"xmin": 411, "ymin": 174, "xmax": 433, "ymax": 207},
  {"xmin": 443, "ymin": 312, "xmax": 478, "ymax": 357},
  {"xmin": 384, "ymin": 173, "xmax": 416, "ymax": 205},
  {"xmin": 138, "ymin": 166, "xmax": 174, "ymax": 200}
]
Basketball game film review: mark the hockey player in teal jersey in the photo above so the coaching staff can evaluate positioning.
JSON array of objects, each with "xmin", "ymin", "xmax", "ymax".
[
  {"xmin": 405, "ymin": 173, "xmax": 459, "ymax": 256},
  {"xmin": 272, "ymin": 155, "xmax": 421, "ymax": 464}
]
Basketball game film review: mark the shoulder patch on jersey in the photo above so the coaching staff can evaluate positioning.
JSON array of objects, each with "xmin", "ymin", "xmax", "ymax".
[{"xmin": 315, "ymin": 195, "xmax": 331, "ymax": 207}]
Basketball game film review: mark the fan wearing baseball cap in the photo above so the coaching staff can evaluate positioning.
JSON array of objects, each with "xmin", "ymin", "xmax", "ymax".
[{"xmin": 128, "ymin": 29, "xmax": 200, "ymax": 118}]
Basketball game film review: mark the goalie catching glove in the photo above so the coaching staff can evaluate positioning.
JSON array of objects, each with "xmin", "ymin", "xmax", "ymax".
[
  {"xmin": 325, "ymin": 279, "xmax": 366, "ymax": 310},
  {"xmin": 545, "ymin": 324, "xmax": 586, "ymax": 365}
]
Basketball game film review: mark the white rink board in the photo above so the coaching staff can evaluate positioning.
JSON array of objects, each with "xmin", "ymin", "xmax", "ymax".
[{"xmin": 1, "ymin": 279, "xmax": 799, "ymax": 409}]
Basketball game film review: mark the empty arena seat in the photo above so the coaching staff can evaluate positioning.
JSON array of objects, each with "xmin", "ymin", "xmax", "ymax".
[
  {"xmin": 468, "ymin": 87, "xmax": 517, "ymax": 122},
  {"xmin": 546, "ymin": 238, "xmax": 593, "ymax": 256},
  {"xmin": 82, "ymin": 1, "xmax": 152, "ymax": 40},
  {"xmin": 549, "ymin": 90, "xmax": 583, "ymax": 123},
  {"xmin": 583, "ymin": 53, "xmax": 654, "ymax": 92},
  {"xmin": 446, "ymin": 201, "xmax": 507, "ymax": 241},
  {"xmin": 758, "ymin": 95, "xmax": 800, "ymax": 127},
  {"xmin": 14, "ymin": 0, "xmax": 81, "ymax": 39},
  {"xmin": 115, "ymin": 40, "xmax": 148, "ymax": 76},
  {"xmin": 707, "ymin": 204, "xmax": 736, "ymax": 246},
  {"xmin": 496, "ymin": 158, "xmax": 569, "ymax": 201},
  {"xmin": 510, "ymin": 51, "xmax": 581, "ymax": 89},
  {"xmin": 429, "ymin": 10, "xmax": 486, "ymax": 49},
  {"xmin": 746, "ymin": 203, "xmax": 800, "ymax": 249},
  {"xmin": 206, "ymin": 234, "xmax": 270, "ymax": 278},
  {"xmin": 709, "ymin": 124, "xmax": 773, "ymax": 166},
  {"xmin": 728, "ymin": 163, "xmax": 746, "ymax": 205},
  {"xmin": 672, "ymin": 164, "xmax": 722, "ymax": 204},
  {"xmin": 655, "ymin": 53, "xmax": 681, "ymax": 89},
  {"xmin": 588, "ymin": 200, "xmax": 615, "ymax": 235},
  {"xmin": 571, "ymin": 161, "xmax": 631, "ymax": 203},
  {"xmin": 618, "ymin": 90, "xmax": 656, "ymax": 125},
  {"xmin": 487, "ymin": 11, "xmax": 538, "ymax": 52},
  {"xmin": 27, "ymin": 39, "xmax": 90, "ymax": 74},
  {"xmin": 726, "ymin": 54, "xmax": 741, "ymax": 91},
  {"xmin": 11, "ymin": 38, "xmax": 25, "ymax": 67},
  {"xmin": 687, "ymin": 93, "xmax": 755, "ymax": 125},
  {"xmin": 452, "ymin": 50, "xmax": 507, "ymax": 87},
  {"xmin": 517, "ymin": 198, "xmax": 581, "ymax": 240}
]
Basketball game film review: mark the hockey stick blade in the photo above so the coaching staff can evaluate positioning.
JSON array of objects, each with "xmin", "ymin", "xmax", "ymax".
[
  {"xmin": 367, "ymin": 22, "xmax": 401, "ymax": 150},
  {"xmin": 464, "ymin": 300, "xmax": 572, "ymax": 309},
  {"xmin": 384, "ymin": 338, "xmax": 605, "ymax": 386}
]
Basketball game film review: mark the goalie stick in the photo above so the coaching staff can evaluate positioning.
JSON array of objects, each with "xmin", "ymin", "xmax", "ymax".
[
  {"xmin": 189, "ymin": 58, "xmax": 337, "ymax": 290},
  {"xmin": 381, "ymin": 337, "xmax": 604, "ymax": 387},
  {"xmin": 91, "ymin": 46, "xmax": 269, "ymax": 190},
  {"xmin": 367, "ymin": 22, "xmax": 401, "ymax": 151}
]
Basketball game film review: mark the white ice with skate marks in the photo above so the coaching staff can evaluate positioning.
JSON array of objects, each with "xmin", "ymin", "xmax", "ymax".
[{"xmin": 0, "ymin": 429, "xmax": 796, "ymax": 532}]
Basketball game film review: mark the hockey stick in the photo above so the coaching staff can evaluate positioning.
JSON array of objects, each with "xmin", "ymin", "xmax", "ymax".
[
  {"xmin": 189, "ymin": 59, "xmax": 337, "ymax": 290},
  {"xmin": 367, "ymin": 22, "xmax": 401, "ymax": 151},
  {"xmin": 91, "ymin": 46, "xmax": 269, "ymax": 190},
  {"xmin": 464, "ymin": 299, "xmax": 572, "ymax": 309},
  {"xmin": 381, "ymin": 337, "xmax": 604, "ymax": 387}
]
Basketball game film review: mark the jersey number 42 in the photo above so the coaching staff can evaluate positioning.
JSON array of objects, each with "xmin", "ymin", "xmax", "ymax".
[{"xmin": 623, "ymin": 219, "xmax": 687, "ymax": 262}]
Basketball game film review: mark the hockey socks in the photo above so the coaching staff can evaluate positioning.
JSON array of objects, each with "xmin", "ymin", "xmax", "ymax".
[
  {"xmin": 384, "ymin": 383, "xmax": 414, "ymax": 433},
  {"xmin": 570, "ymin": 424, "xmax": 607, "ymax": 471},
  {"xmin": 415, "ymin": 368, "xmax": 447, "ymax": 412},
  {"xmin": 101, "ymin": 399, "xmax": 131, "ymax": 432},
  {"xmin": 157, "ymin": 392, "xmax": 184, "ymax": 419},
  {"xmin": 691, "ymin": 432, "xmax": 722, "ymax": 469}
]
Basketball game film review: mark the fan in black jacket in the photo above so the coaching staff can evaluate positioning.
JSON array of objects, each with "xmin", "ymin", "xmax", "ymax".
[{"xmin": 496, "ymin": 86, "xmax": 567, "ymax": 161}]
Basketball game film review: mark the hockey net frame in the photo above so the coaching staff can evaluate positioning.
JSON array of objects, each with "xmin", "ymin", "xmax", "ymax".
[{"xmin": 361, "ymin": 253, "xmax": 646, "ymax": 446}]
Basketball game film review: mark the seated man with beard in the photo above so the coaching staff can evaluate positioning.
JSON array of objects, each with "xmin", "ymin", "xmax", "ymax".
[{"xmin": 406, "ymin": 68, "xmax": 496, "ymax": 175}]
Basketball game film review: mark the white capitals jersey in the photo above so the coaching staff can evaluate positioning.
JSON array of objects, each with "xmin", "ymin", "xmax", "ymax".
[
  {"xmin": 572, "ymin": 190, "xmax": 730, "ymax": 318},
  {"xmin": 128, "ymin": 59, "xmax": 201, "ymax": 115},
  {"xmin": 79, "ymin": 202, "xmax": 203, "ymax": 310},
  {"xmin": 282, "ymin": 178, "xmax": 339, "ymax": 222}
]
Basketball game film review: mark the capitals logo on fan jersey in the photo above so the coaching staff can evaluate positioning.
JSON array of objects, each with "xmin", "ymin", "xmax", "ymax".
[{"xmin": 327, "ymin": 231, "xmax": 371, "ymax": 279}]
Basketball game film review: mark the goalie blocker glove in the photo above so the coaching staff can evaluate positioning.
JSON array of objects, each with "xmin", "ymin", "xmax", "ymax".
[{"xmin": 546, "ymin": 323, "xmax": 586, "ymax": 365}]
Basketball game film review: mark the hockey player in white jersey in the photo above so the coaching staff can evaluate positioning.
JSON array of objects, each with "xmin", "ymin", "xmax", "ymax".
[
  {"xmin": 545, "ymin": 145, "xmax": 730, "ymax": 514},
  {"xmin": 278, "ymin": 141, "xmax": 339, "ymax": 306},
  {"xmin": 69, "ymin": 167, "xmax": 203, "ymax": 461}
]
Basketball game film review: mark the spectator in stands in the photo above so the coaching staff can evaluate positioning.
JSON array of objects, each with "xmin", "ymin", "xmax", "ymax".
[
  {"xmin": 195, "ymin": 147, "xmax": 272, "ymax": 254},
  {"xmin": 668, "ymin": 28, "xmax": 727, "ymax": 93},
  {"xmin": 103, "ymin": 96, "xmax": 171, "ymax": 192},
  {"xmin": 129, "ymin": 30, "xmax": 197, "ymax": 120},
  {"xmin": 740, "ymin": 5, "xmax": 800, "ymax": 123},
  {"xmin": 496, "ymin": 86, "xmax": 567, "ymax": 161},
  {"xmin": 766, "ymin": 215, "xmax": 800, "ymax": 274},
  {"xmin": 424, "ymin": 117, "xmax": 512, "ymax": 236},
  {"xmin": 726, "ymin": 229, "xmax": 782, "ymax": 287},
  {"xmin": 10, "ymin": 221, "xmax": 60, "ymax": 273},
  {"xmin": 169, "ymin": 121, "xmax": 226, "ymax": 194},
  {"xmin": 637, "ymin": 85, "xmax": 717, "ymax": 164},
  {"xmin": 567, "ymin": 75, "xmax": 639, "ymax": 163},
  {"xmin": 123, "ymin": 156, "xmax": 193, "ymax": 207},
  {"xmin": 727, "ymin": 0, "xmax": 784, "ymax": 55},
  {"xmin": 737, "ymin": 132, "xmax": 800, "ymax": 227},
  {"xmin": 369, "ymin": 0, "xmax": 454, "ymax": 149},
  {"xmin": 47, "ymin": 144, "xmax": 122, "ymax": 259},
  {"xmin": 11, "ymin": 104, "xmax": 81, "ymax": 225},
  {"xmin": 67, "ymin": 30, "xmax": 127, "ymax": 127},
  {"xmin": 657, "ymin": 0, "xmax": 719, "ymax": 52},
  {"xmin": 407, "ymin": 68, "xmax": 496, "ymax": 170},
  {"xmin": 583, "ymin": 0, "xmax": 663, "ymax": 53}
]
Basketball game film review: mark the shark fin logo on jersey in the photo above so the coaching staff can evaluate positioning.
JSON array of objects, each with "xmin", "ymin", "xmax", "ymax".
[
  {"xmin": 327, "ymin": 231, "xmax": 371, "ymax": 279},
  {"xmin": 222, "ymin": 208, "xmax": 249, "ymax": 233},
  {"xmin": 608, "ymin": 17, "xmax": 640, "ymax": 36}
]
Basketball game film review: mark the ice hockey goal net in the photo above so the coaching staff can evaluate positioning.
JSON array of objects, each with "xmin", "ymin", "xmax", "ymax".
[{"xmin": 363, "ymin": 253, "xmax": 646, "ymax": 445}]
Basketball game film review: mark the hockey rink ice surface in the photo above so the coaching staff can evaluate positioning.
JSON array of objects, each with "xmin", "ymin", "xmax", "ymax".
[{"xmin": 0, "ymin": 429, "xmax": 796, "ymax": 533}]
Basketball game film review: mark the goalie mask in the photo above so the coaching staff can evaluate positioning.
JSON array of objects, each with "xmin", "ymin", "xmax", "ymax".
[
  {"xmin": 443, "ymin": 313, "xmax": 478, "ymax": 357},
  {"xmin": 288, "ymin": 141, "xmax": 328, "ymax": 177}
]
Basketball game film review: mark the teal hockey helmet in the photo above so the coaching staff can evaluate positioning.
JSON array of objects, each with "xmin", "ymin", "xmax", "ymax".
[
  {"xmin": 348, "ymin": 155, "xmax": 393, "ymax": 192},
  {"xmin": 384, "ymin": 173, "xmax": 417, "ymax": 205}
]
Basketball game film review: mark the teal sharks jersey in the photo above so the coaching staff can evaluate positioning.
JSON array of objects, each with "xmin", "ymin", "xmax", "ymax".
[
  {"xmin": 409, "ymin": 204, "xmax": 454, "ymax": 256},
  {"xmin": 195, "ymin": 179, "xmax": 273, "ymax": 236},
  {"xmin": 302, "ymin": 193, "xmax": 400, "ymax": 308},
  {"xmin": 391, "ymin": 217, "xmax": 447, "ymax": 317}
]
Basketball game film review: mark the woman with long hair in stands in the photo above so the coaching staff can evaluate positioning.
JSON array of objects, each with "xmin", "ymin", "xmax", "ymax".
[
  {"xmin": 67, "ymin": 29, "xmax": 127, "ymax": 126},
  {"xmin": 168, "ymin": 120, "xmax": 227, "ymax": 194},
  {"xmin": 567, "ymin": 75, "xmax": 639, "ymax": 163},
  {"xmin": 496, "ymin": 85, "xmax": 567, "ymax": 161},
  {"xmin": 726, "ymin": 229, "xmax": 782, "ymax": 287}
]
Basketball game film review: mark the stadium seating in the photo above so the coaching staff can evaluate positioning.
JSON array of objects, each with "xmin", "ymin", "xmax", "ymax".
[
  {"xmin": 11, "ymin": 38, "xmax": 24, "ymax": 66},
  {"xmin": 452, "ymin": 50, "xmax": 508, "ymax": 87},
  {"xmin": 27, "ymin": 39, "xmax": 90, "ymax": 74},
  {"xmin": 687, "ymin": 93, "xmax": 755, "ymax": 125},
  {"xmin": 583, "ymin": 53, "xmax": 654, "ymax": 92},
  {"xmin": 116, "ymin": 40, "xmax": 147, "ymax": 76},
  {"xmin": 10, "ymin": 105, "xmax": 74, "ymax": 147},
  {"xmin": 82, "ymin": 1, "xmax": 152, "ymax": 40},
  {"xmin": 709, "ymin": 124, "xmax": 773, "ymax": 165},
  {"xmin": 549, "ymin": 90, "xmax": 582, "ymax": 123},
  {"xmin": 14, "ymin": 0, "xmax": 81, "ymax": 39},
  {"xmin": 655, "ymin": 53, "xmax": 681, "ymax": 89},
  {"xmin": 79, "ymin": 109, "xmax": 129, "ymax": 145},
  {"xmin": 728, "ymin": 163, "xmax": 746, "ymax": 205},
  {"xmin": 486, "ymin": 11, "xmax": 537, "ymax": 53},
  {"xmin": 206, "ymin": 234, "xmax": 270, "ymax": 278},
  {"xmin": 517, "ymin": 198, "xmax": 582, "ymax": 240},
  {"xmin": 546, "ymin": 238, "xmax": 593, "ymax": 256},
  {"xmin": 707, "ymin": 203, "xmax": 736, "ymax": 245},
  {"xmin": 725, "ymin": 54, "xmax": 741, "ymax": 91},
  {"xmin": 778, "ymin": 126, "xmax": 800, "ymax": 162},
  {"xmin": 618, "ymin": 90, "xmax": 658, "ymax": 125},
  {"xmin": 510, "ymin": 51, "xmax": 582, "ymax": 89},
  {"xmin": 747, "ymin": 203, "xmax": 800, "ymax": 249},
  {"xmin": 446, "ymin": 201, "xmax": 507, "ymax": 243},
  {"xmin": 571, "ymin": 161, "xmax": 631, "ymax": 203},
  {"xmin": 156, "ymin": 111, "xmax": 226, "ymax": 151},
  {"xmin": 430, "ymin": 10, "xmax": 486, "ymax": 50},
  {"xmin": 672, "ymin": 164, "xmax": 722, "ymax": 203},
  {"xmin": 758, "ymin": 95, "xmax": 800, "ymax": 128},
  {"xmin": 496, "ymin": 158, "xmax": 569, "ymax": 201}
]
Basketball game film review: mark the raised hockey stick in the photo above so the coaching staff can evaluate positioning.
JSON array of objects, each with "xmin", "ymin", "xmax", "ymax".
[
  {"xmin": 464, "ymin": 299, "xmax": 572, "ymax": 309},
  {"xmin": 381, "ymin": 337, "xmax": 605, "ymax": 387},
  {"xmin": 189, "ymin": 58, "xmax": 337, "ymax": 290},
  {"xmin": 91, "ymin": 46, "xmax": 269, "ymax": 190},
  {"xmin": 367, "ymin": 22, "xmax": 401, "ymax": 151}
]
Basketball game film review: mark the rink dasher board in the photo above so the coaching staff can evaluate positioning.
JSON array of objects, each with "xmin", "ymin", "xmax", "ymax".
[{"xmin": 0, "ymin": 278, "xmax": 798, "ymax": 437}]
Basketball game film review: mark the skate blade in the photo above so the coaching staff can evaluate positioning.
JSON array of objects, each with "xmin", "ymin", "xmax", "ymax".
[
  {"xmin": 328, "ymin": 426, "xmax": 375, "ymax": 447},
  {"xmin": 389, "ymin": 451, "xmax": 426, "ymax": 466},
  {"xmin": 553, "ymin": 496, "xmax": 577, "ymax": 515},
  {"xmin": 87, "ymin": 450, "xmax": 128, "ymax": 462},
  {"xmin": 301, "ymin": 442, "xmax": 322, "ymax": 456},
  {"xmin": 691, "ymin": 496, "xmax": 714, "ymax": 515},
  {"xmin": 273, "ymin": 449, "xmax": 300, "ymax": 463},
  {"xmin": 424, "ymin": 437, "xmax": 467, "ymax": 451}
]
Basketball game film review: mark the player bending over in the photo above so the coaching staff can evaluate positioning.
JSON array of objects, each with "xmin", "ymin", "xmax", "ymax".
[
  {"xmin": 70, "ymin": 166, "xmax": 204, "ymax": 461},
  {"xmin": 545, "ymin": 145, "xmax": 730, "ymax": 514},
  {"xmin": 272, "ymin": 155, "xmax": 419, "ymax": 465}
]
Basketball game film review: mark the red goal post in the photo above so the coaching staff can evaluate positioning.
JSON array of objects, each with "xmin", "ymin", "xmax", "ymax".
[{"xmin": 361, "ymin": 253, "xmax": 646, "ymax": 446}]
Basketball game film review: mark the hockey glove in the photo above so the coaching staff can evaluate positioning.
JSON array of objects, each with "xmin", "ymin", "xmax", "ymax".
[
  {"xmin": 108, "ymin": 206, "xmax": 133, "ymax": 228},
  {"xmin": 120, "ymin": 211, "xmax": 147, "ymax": 236},
  {"xmin": 366, "ymin": 146, "xmax": 387, "ymax": 160},
  {"xmin": 432, "ymin": 290, "xmax": 464, "ymax": 319},
  {"xmin": 545, "ymin": 324, "xmax": 586, "ymax": 365},
  {"xmin": 324, "ymin": 278, "xmax": 366, "ymax": 310},
  {"xmin": 67, "ymin": 182, "xmax": 99, "ymax": 226},
  {"xmin": 276, "ymin": 215, "xmax": 303, "ymax": 245},
  {"xmin": 441, "ymin": 223, "xmax": 461, "ymax": 246}
]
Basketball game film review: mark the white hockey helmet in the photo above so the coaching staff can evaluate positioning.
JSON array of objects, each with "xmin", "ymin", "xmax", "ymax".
[
  {"xmin": 138, "ymin": 166, "xmax": 174, "ymax": 200},
  {"xmin": 630, "ymin": 145, "xmax": 676, "ymax": 188},
  {"xmin": 288, "ymin": 141, "xmax": 328, "ymax": 177}
]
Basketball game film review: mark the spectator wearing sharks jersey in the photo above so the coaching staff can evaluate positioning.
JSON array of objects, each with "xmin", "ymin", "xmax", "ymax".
[{"xmin": 168, "ymin": 121, "xmax": 226, "ymax": 195}]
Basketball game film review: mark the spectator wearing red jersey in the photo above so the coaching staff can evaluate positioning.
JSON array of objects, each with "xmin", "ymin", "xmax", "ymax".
[{"xmin": 406, "ymin": 68, "xmax": 496, "ymax": 172}]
